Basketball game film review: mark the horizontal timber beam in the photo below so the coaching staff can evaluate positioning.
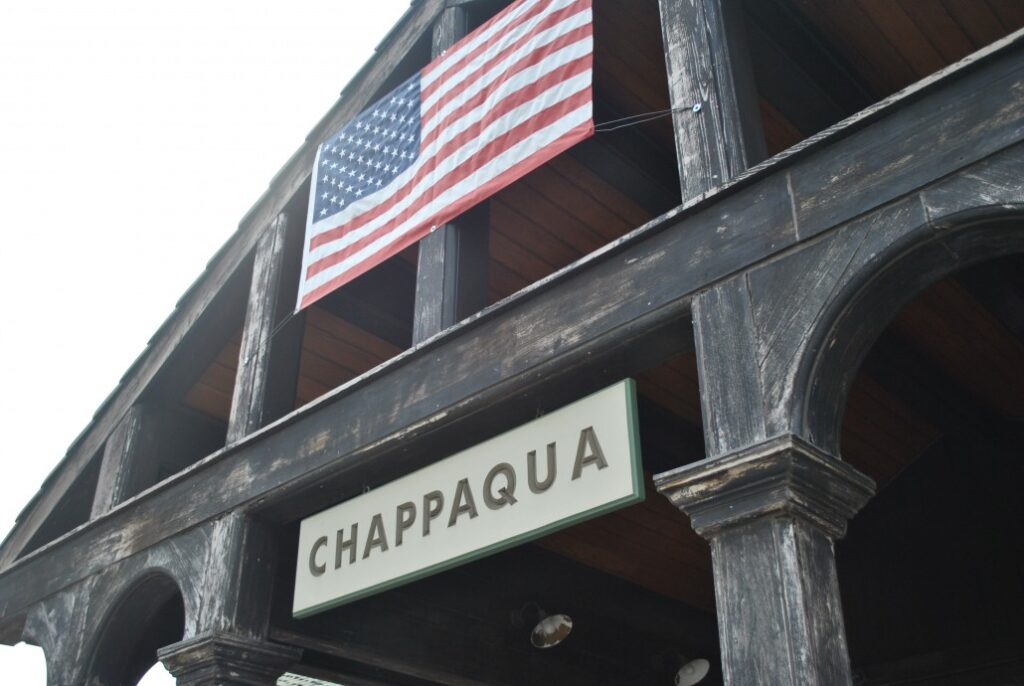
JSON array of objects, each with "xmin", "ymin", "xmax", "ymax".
[{"xmin": 0, "ymin": 30, "xmax": 1022, "ymax": 620}]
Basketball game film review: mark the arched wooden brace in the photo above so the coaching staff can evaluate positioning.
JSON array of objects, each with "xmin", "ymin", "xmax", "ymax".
[
  {"xmin": 153, "ymin": 513, "xmax": 302, "ymax": 685},
  {"xmin": 657, "ymin": 143, "xmax": 1024, "ymax": 685},
  {"xmin": 22, "ymin": 560, "xmax": 196, "ymax": 686},
  {"xmin": 15, "ymin": 512, "xmax": 296, "ymax": 685},
  {"xmin": 85, "ymin": 572, "xmax": 185, "ymax": 686}
]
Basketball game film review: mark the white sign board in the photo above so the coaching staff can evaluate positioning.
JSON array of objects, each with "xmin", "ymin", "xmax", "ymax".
[{"xmin": 294, "ymin": 379, "xmax": 642, "ymax": 617}]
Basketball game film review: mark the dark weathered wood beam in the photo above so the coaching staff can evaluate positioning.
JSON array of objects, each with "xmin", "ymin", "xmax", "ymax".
[
  {"xmin": 90, "ymin": 403, "xmax": 161, "ymax": 517},
  {"xmin": 412, "ymin": 203, "xmax": 490, "ymax": 343},
  {"xmin": 158, "ymin": 633, "xmax": 300, "ymax": 686},
  {"xmin": 656, "ymin": 437, "xmax": 874, "ymax": 685},
  {"xmin": 0, "ymin": 31, "xmax": 1021, "ymax": 621},
  {"xmin": 227, "ymin": 212, "xmax": 304, "ymax": 444},
  {"xmin": 658, "ymin": 0, "xmax": 767, "ymax": 201},
  {"xmin": 412, "ymin": 5, "xmax": 490, "ymax": 344},
  {"xmin": 0, "ymin": 0, "xmax": 446, "ymax": 569},
  {"xmin": 190, "ymin": 513, "xmax": 281, "ymax": 638}
]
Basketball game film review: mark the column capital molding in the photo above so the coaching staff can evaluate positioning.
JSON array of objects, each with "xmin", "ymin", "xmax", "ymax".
[
  {"xmin": 158, "ymin": 632, "xmax": 302, "ymax": 686},
  {"xmin": 655, "ymin": 434, "xmax": 875, "ymax": 539}
]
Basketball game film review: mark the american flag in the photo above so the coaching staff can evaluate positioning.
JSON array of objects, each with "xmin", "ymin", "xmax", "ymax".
[{"xmin": 296, "ymin": 0, "xmax": 594, "ymax": 311}]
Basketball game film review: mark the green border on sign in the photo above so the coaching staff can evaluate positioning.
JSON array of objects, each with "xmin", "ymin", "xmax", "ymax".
[{"xmin": 294, "ymin": 378, "xmax": 644, "ymax": 619}]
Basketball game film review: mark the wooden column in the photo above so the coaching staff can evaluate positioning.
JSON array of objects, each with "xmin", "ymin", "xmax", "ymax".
[
  {"xmin": 227, "ymin": 212, "xmax": 304, "ymax": 444},
  {"xmin": 662, "ymin": 274, "xmax": 876, "ymax": 684},
  {"xmin": 157, "ymin": 513, "xmax": 299, "ymax": 684},
  {"xmin": 658, "ymin": 0, "xmax": 766, "ymax": 201},
  {"xmin": 656, "ymin": 436, "xmax": 874, "ymax": 685},
  {"xmin": 90, "ymin": 403, "xmax": 160, "ymax": 517},
  {"xmin": 158, "ymin": 633, "xmax": 301, "ymax": 686},
  {"xmin": 412, "ymin": 5, "xmax": 490, "ymax": 344},
  {"xmin": 192, "ymin": 513, "xmax": 280, "ymax": 638}
]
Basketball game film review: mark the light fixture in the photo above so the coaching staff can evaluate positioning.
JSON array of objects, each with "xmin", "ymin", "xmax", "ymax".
[
  {"xmin": 653, "ymin": 651, "xmax": 711, "ymax": 686},
  {"xmin": 674, "ymin": 658, "xmax": 710, "ymax": 686},
  {"xmin": 512, "ymin": 601, "xmax": 573, "ymax": 649}
]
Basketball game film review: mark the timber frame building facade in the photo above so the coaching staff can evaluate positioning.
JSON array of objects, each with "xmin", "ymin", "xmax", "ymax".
[{"xmin": 2, "ymin": 1, "xmax": 1023, "ymax": 684}]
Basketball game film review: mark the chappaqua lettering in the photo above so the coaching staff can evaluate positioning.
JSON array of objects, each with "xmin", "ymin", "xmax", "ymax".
[
  {"xmin": 294, "ymin": 379, "xmax": 642, "ymax": 617},
  {"xmin": 306, "ymin": 426, "xmax": 608, "ymax": 577}
]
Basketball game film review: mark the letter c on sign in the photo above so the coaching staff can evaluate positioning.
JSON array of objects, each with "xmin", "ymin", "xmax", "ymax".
[{"xmin": 309, "ymin": 535, "xmax": 328, "ymax": 577}]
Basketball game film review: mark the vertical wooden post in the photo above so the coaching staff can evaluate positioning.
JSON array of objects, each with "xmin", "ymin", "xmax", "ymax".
[
  {"xmin": 158, "ymin": 634, "xmax": 300, "ymax": 686},
  {"xmin": 656, "ymin": 276, "xmax": 876, "ymax": 685},
  {"xmin": 227, "ymin": 212, "xmax": 304, "ymax": 444},
  {"xmin": 90, "ymin": 403, "xmax": 160, "ymax": 517},
  {"xmin": 656, "ymin": 436, "xmax": 874, "ymax": 685},
  {"xmin": 158, "ymin": 513, "xmax": 301, "ymax": 684},
  {"xmin": 658, "ymin": 0, "xmax": 767, "ymax": 201},
  {"xmin": 412, "ymin": 5, "xmax": 490, "ymax": 344}
]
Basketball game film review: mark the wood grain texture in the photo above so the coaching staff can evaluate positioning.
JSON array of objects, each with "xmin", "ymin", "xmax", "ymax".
[
  {"xmin": 693, "ymin": 278, "xmax": 768, "ymax": 458},
  {"xmin": 158, "ymin": 633, "xmax": 301, "ymax": 686},
  {"xmin": 227, "ymin": 213, "xmax": 303, "ymax": 444},
  {"xmin": 791, "ymin": 45, "xmax": 1024, "ymax": 240},
  {"xmin": 90, "ymin": 403, "xmax": 161, "ymax": 518},
  {"xmin": 20, "ymin": 516, "xmax": 248, "ymax": 685},
  {"xmin": 413, "ymin": 203, "xmax": 490, "ymax": 343},
  {"xmin": 656, "ymin": 436, "xmax": 874, "ymax": 685},
  {"xmin": 295, "ymin": 307, "xmax": 402, "ymax": 407},
  {"xmin": 713, "ymin": 518, "xmax": 854, "ymax": 685},
  {"xmin": 658, "ymin": 0, "xmax": 766, "ymax": 200},
  {"xmin": 788, "ymin": 0, "xmax": 1024, "ymax": 103}
]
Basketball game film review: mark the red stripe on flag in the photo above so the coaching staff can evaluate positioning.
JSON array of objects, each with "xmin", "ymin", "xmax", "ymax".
[
  {"xmin": 420, "ymin": 0, "xmax": 550, "ymax": 87},
  {"xmin": 310, "ymin": 54, "xmax": 592, "ymax": 255},
  {"xmin": 420, "ymin": 0, "xmax": 589, "ymax": 105},
  {"xmin": 299, "ymin": 116, "xmax": 594, "ymax": 311},
  {"xmin": 421, "ymin": 22, "xmax": 593, "ymax": 144},
  {"xmin": 298, "ymin": 0, "xmax": 595, "ymax": 311},
  {"xmin": 306, "ymin": 87, "xmax": 592, "ymax": 280},
  {"xmin": 421, "ymin": 0, "xmax": 548, "ymax": 82}
]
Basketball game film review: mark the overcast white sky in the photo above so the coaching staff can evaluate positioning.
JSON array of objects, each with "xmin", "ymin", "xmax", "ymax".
[{"xmin": 0, "ymin": 0, "xmax": 409, "ymax": 681}]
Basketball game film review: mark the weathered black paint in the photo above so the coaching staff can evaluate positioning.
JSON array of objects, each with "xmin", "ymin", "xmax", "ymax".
[{"xmin": 1, "ymin": 8, "xmax": 1022, "ymax": 686}]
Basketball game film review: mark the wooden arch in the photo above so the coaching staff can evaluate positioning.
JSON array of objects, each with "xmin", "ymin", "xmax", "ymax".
[
  {"xmin": 798, "ymin": 205, "xmax": 1024, "ymax": 456},
  {"xmin": 688, "ymin": 141, "xmax": 1024, "ymax": 464},
  {"xmin": 83, "ymin": 570, "xmax": 185, "ymax": 686}
]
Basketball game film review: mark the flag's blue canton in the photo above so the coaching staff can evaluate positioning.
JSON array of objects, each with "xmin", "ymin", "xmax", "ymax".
[{"xmin": 313, "ymin": 74, "xmax": 422, "ymax": 222}]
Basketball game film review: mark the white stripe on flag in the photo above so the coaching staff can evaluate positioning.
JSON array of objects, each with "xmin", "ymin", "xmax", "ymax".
[
  {"xmin": 420, "ymin": 0, "xmax": 581, "ymax": 113},
  {"xmin": 303, "ymin": 103, "xmax": 592, "ymax": 294},
  {"xmin": 420, "ymin": 0, "xmax": 547, "ymax": 88},
  {"xmin": 305, "ymin": 68, "xmax": 592, "ymax": 267},
  {"xmin": 297, "ymin": 0, "xmax": 595, "ymax": 311},
  {"xmin": 305, "ymin": 36, "xmax": 592, "ymax": 247},
  {"xmin": 422, "ymin": 8, "xmax": 592, "ymax": 133}
]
